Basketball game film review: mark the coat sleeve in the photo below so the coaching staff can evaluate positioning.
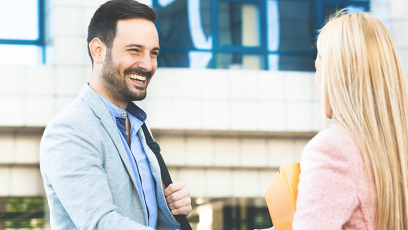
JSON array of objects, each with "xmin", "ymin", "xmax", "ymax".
[
  {"xmin": 40, "ymin": 119, "xmax": 153, "ymax": 230},
  {"xmin": 292, "ymin": 129, "xmax": 358, "ymax": 230}
]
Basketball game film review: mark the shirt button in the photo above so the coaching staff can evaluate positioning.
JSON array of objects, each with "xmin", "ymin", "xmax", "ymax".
[
  {"xmin": 125, "ymin": 131, "xmax": 128, "ymax": 136},
  {"xmin": 121, "ymin": 112, "xmax": 126, "ymax": 116}
]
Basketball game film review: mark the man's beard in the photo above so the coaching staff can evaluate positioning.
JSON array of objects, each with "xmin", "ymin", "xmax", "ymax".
[{"xmin": 101, "ymin": 50, "xmax": 153, "ymax": 103}]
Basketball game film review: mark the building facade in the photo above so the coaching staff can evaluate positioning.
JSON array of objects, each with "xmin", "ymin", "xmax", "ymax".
[{"xmin": 0, "ymin": 0, "xmax": 404, "ymax": 229}]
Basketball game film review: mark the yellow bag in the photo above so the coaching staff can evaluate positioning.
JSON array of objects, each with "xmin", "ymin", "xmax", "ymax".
[{"xmin": 264, "ymin": 163, "xmax": 300, "ymax": 230}]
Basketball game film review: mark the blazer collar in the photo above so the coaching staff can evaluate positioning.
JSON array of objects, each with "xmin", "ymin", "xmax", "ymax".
[
  {"xmin": 78, "ymin": 83, "xmax": 139, "ymax": 195},
  {"xmin": 78, "ymin": 83, "xmax": 107, "ymax": 119}
]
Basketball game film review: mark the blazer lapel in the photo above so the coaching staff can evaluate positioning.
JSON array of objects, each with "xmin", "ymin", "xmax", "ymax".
[{"xmin": 79, "ymin": 83, "xmax": 139, "ymax": 193}]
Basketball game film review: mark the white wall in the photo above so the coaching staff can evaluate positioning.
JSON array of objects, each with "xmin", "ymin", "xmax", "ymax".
[
  {"xmin": 0, "ymin": 67, "xmax": 320, "ymax": 132},
  {"xmin": 372, "ymin": 0, "xmax": 408, "ymax": 77},
  {"xmin": 163, "ymin": 135, "xmax": 309, "ymax": 197},
  {"xmin": 135, "ymin": 69, "xmax": 320, "ymax": 132}
]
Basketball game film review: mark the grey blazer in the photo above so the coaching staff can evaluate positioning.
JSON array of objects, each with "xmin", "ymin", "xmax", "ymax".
[{"xmin": 40, "ymin": 83, "xmax": 180, "ymax": 230}]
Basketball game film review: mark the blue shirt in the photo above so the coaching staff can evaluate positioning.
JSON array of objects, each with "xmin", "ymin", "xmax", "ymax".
[{"xmin": 97, "ymin": 94, "xmax": 158, "ymax": 229}]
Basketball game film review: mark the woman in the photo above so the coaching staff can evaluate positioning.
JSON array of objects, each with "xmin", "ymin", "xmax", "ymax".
[{"xmin": 292, "ymin": 11, "xmax": 408, "ymax": 230}]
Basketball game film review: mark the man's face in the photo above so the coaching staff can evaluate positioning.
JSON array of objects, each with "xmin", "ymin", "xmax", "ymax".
[{"xmin": 101, "ymin": 18, "xmax": 160, "ymax": 102}]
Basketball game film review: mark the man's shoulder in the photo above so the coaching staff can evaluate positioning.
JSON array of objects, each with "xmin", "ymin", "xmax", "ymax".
[{"xmin": 45, "ymin": 96, "xmax": 101, "ymax": 133}]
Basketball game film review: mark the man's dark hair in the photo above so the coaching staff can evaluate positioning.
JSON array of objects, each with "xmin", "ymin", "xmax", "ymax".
[{"xmin": 87, "ymin": 0, "xmax": 158, "ymax": 64}]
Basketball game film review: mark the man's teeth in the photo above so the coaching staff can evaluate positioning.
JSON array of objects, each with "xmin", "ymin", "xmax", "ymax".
[{"xmin": 128, "ymin": 74, "xmax": 146, "ymax": 81}]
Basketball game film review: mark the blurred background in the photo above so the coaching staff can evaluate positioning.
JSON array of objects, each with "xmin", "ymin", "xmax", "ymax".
[{"xmin": 0, "ymin": 0, "xmax": 402, "ymax": 229}]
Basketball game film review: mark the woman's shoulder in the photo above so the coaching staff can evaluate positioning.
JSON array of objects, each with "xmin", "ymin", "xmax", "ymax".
[
  {"xmin": 308, "ymin": 123, "xmax": 357, "ymax": 150},
  {"xmin": 302, "ymin": 123, "xmax": 360, "ymax": 163}
]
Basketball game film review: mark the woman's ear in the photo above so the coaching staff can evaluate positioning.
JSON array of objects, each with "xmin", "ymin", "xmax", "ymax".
[{"xmin": 89, "ymin": 38, "xmax": 105, "ymax": 65}]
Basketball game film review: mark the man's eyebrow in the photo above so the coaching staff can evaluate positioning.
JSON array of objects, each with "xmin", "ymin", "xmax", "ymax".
[
  {"xmin": 125, "ymin": 44, "xmax": 160, "ymax": 52},
  {"xmin": 125, "ymin": 44, "xmax": 143, "ymax": 48}
]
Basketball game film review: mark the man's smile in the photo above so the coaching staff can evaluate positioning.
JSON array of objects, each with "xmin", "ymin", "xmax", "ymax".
[{"xmin": 127, "ymin": 73, "xmax": 147, "ymax": 87}]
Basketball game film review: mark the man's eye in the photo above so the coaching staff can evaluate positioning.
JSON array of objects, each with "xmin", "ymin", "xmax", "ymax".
[
  {"xmin": 151, "ymin": 52, "xmax": 159, "ymax": 56},
  {"xmin": 129, "ymin": 49, "xmax": 140, "ymax": 52}
]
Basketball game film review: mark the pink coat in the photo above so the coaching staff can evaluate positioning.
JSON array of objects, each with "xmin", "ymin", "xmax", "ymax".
[{"xmin": 292, "ymin": 124, "xmax": 377, "ymax": 230}]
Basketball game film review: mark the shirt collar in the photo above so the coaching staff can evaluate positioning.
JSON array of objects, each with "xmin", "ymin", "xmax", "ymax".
[{"xmin": 95, "ymin": 92, "xmax": 147, "ymax": 122}]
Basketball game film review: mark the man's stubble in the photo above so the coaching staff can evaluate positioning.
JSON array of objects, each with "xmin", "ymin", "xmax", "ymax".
[{"xmin": 101, "ymin": 49, "xmax": 152, "ymax": 103}]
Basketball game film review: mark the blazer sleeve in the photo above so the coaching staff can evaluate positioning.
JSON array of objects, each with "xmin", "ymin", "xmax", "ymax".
[
  {"xmin": 292, "ymin": 129, "xmax": 358, "ymax": 230},
  {"xmin": 40, "ymin": 119, "xmax": 153, "ymax": 230}
]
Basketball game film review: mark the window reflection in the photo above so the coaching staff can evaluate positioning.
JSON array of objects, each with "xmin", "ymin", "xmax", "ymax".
[
  {"xmin": 346, "ymin": 6, "xmax": 365, "ymax": 14},
  {"xmin": 159, "ymin": 0, "xmax": 193, "ymax": 48},
  {"xmin": 325, "ymin": 5, "xmax": 366, "ymax": 21},
  {"xmin": 138, "ymin": 0, "xmax": 153, "ymax": 7},
  {"xmin": 159, "ymin": 0, "xmax": 211, "ymax": 49},
  {"xmin": 268, "ymin": 54, "xmax": 279, "ymax": 71},
  {"xmin": 278, "ymin": 55, "xmax": 315, "ymax": 71},
  {"xmin": 267, "ymin": 0, "xmax": 280, "ymax": 52},
  {"xmin": 189, "ymin": 51, "xmax": 213, "ymax": 68},
  {"xmin": 159, "ymin": 51, "xmax": 190, "ymax": 68},
  {"xmin": 159, "ymin": 0, "xmax": 177, "ymax": 8},
  {"xmin": 275, "ymin": 1, "xmax": 316, "ymax": 52},
  {"xmin": 159, "ymin": 51, "xmax": 213, "ymax": 68},
  {"xmin": 189, "ymin": 0, "xmax": 212, "ymax": 49},
  {"xmin": 267, "ymin": 0, "xmax": 316, "ymax": 71},
  {"xmin": 218, "ymin": 2, "xmax": 261, "ymax": 47},
  {"xmin": 216, "ymin": 53, "xmax": 265, "ymax": 70},
  {"xmin": 156, "ymin": 0, "xmax": 370, "ymax": 71}
]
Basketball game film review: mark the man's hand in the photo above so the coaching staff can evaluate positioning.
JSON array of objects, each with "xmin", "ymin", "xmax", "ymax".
[{"xmin": 164, "ymin": 182, "xmax": 192, "ymax": 216}]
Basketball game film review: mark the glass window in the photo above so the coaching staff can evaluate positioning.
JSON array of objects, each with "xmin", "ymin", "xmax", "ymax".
[
  {"xmin": 218, "ymin": 2, "xmax": 261, "ymax": 47},
  {"xmin": 159, "ymin": 0, "xmax": 193, "ymax": 48},
  {"xmin": 159, "ymin": 0, "xmax": 211, "ymax": 49},
  {"xmin": 155, "ymin": 0, "xmax": 370, "ymax": 71},
  {"xmin": 158, "ymin": 50, "xmax": 213, "ymax": 68},
  {"xmin": 272, "ymin": 1, "xmax": 316, "ymax": 52},
  {"xmin": 277, "ymin": 55, "xmax": 316, "ymax": 71},
  {"xmin": 0, "ymin": 0, "xmax": 44, "ymax": 65},
  {"xmin": 159, "ymin": 51, "xmax": 191, "ymax": 67},
  {"xmin": 325, "ymin": 5, "xmax": 368, "ymax": 21},
  {"xmin": 0, "ymin": 45, "xmax": 43, "ymax": 66},
  {"xmin": 189, "ymin": 50, "xmax": 213, "ymax": 68},
  {"xmin": 0, "ymin": 0, "xmax": 39, "ymax": 40},
  {"xmin": 216, "ymin": 53, "xmax": 265, "ymax": 70}
]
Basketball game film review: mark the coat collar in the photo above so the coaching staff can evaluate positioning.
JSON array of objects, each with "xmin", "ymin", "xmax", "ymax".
[{"xmin": 78, "ymin": 83, "xmax": 139, "ymax": 196}]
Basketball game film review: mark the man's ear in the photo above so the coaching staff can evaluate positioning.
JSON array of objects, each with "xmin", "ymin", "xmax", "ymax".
[{"xmin": 89, "ymin": 38, "xmax": 105, "ymax": 65}]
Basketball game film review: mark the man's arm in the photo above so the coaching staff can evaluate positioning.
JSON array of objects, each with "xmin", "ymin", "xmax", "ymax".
[{"xmin": 40, "ymin": 121, "xmax": 153, "ymax": 230}]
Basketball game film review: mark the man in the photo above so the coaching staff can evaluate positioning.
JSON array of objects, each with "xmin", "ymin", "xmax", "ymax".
[{"xmin": 40, "ymin": 0, "xmax": 192, "ymax": 229}]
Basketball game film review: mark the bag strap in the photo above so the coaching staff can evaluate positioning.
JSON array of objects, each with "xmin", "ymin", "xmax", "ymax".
[{"xmin": 141, "ymin": 123, "xmax": 192, "ymax": 230}]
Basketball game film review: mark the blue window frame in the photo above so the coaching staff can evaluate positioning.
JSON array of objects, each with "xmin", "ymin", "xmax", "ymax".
[
  {"xmin": 0, "ymin": 0, "xmax": 45, "ymax": 65},
  {"xmin": 150, "ymin": 0, "xmax": 370, "ymax": 71}
]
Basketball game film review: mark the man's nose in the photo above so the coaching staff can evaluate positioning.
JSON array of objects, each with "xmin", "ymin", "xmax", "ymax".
[{"xmin": 137, "ymin": 52, "xmax": 154, "ymax": 71}]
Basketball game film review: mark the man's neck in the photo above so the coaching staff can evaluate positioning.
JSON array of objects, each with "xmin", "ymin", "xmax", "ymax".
[{"xmin": 89, "ymin": 77, "xmax": 128, "ymax": 110}]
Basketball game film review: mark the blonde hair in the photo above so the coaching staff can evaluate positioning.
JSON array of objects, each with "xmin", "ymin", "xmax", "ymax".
[{"xmin": 317, "ymin": 11, "xmax": 408, "ymax": 230}]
